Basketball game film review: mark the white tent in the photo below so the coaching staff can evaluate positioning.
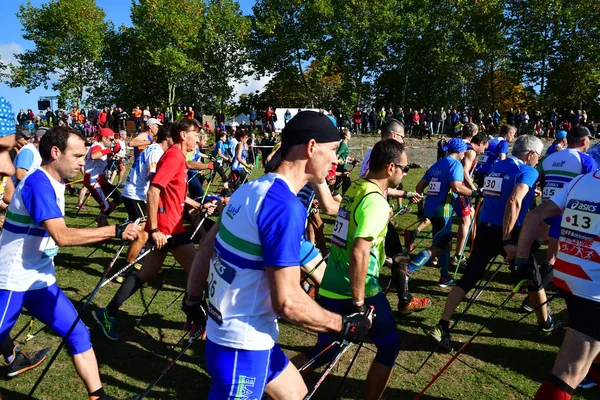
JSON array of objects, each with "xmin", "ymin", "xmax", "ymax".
[{"xmin": 225, "ymin": 113, "xmax": 263, "ymax": 127}]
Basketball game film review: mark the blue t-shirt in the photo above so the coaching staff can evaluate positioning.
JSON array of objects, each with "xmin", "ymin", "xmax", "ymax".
[
  {"xmin": 214, "ymin": 141, "xmax": 229, "ymax": 161},
  {"xmin": 476, "ymin": 136, "xmax": 509, "ymax": 175},
  {"xmin": 480, "ymin": 156, "xmax": 539, "ymax": 227},
  {"xmin": 545, "ymin": 143, "xmax": 560, "ymax": 156},
  {"xmin": 14, "ymin": 147, "xmax": 35, "ymax": 171},
  {"xmin": 423, "ymin": 156, "xmax": 464, "ymax": 218}
]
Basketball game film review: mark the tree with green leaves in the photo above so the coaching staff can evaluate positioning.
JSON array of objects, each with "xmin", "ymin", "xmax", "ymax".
[
  {"xmin": 5, "ymin": 0, "xmax": 109, "ymax": 109},
  {"xmin": 130, "ymin": 0, "xmax": 207, "ymax": 115},
  {"xmin": 250, "ymin": 0, "xmax": 330, "ymax": 107}
]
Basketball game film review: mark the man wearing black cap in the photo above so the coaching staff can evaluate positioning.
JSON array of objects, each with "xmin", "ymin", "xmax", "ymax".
[
  {"xmin": 9, "ymin": 129, "xmax": 33, "ymax": 162},
  {"xmin": 12, "ymin": 127, "xmax": 49, "ymax": 185},
  {"xmin": 183, "ymin": 111, "xmax": 372, "ymax": 399}
]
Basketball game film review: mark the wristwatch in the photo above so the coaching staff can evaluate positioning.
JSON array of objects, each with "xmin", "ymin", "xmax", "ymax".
[
  {"xmin": 502, "ymin": 239, "xmax": 515, "ymax": 247},
  {"xmin": 150, "ymin": 228, "xmax": 161, "ymax": 234}
]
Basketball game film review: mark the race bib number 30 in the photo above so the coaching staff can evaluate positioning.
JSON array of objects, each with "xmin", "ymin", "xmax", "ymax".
[
  {"xmin": 483, "ymin": 175, "xmax": 503, "ymax": 197},
  {"xmin": 560, "ymin": 199, "xmax": 600, "ymax": 241},
  {"xmin": 332, "ymin": 208, "xmax": 350, "ymax": 248}
]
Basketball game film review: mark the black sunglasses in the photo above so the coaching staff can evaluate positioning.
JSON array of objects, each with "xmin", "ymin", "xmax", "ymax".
[{"xmin": 393, "ymin": 163, "xmax": 410, "ymax": 173}]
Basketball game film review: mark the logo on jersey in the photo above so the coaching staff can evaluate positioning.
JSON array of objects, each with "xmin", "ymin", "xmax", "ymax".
[
  {"xmin": 225, "ymin": 204, "xmax": 241, "ymax": 219},
  {"xmin": 552, "ymin": 160, "xmax": 567, "ymax": 168},
  {"xmin": 236, "ymin": 376, "xmax": 256, "ymax": 399},
  {"xmin": 569, "ymin": 200, "xmax": 598, "ymax": 214}
]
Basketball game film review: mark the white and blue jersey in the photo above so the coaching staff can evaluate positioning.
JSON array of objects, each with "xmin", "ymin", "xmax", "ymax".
[
  {"xmin": 12, "ymin": 142, "xmax": 41, "ymax": 184},
  {"xmin": 207, "ymin": 173, "xmax": 306, "ymax": 351},
  {"xmin": 0, "ymin": 168, "xmax": 64, "ymax": 291},
  {"xmin": 475, "ymin": 136, "xmax": 509, "ymax": 175},
  {"xmin": 122, "ymin": 143, "xmax": 164, "ymax": 201},
  {"xmin": 422, "ymin": 156, "xmax": 464, "ymax": 218},
  {"xmin": 231, "ymin": 144, "xmax": 248, "ymax": 171},
  {"xmin": 540, "ymin": 148, "xmax": 597, "ymax": 201},
  {"xmin": 480, "ymin": 156, "xmax": 538, "ymax": 227}
]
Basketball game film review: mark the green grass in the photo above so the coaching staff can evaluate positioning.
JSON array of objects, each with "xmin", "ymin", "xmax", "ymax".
[{"xmin": 1, "ymin": 138, "xmax": 597, "ymax": 399}]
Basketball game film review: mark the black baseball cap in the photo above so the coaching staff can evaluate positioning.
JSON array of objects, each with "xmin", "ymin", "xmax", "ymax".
[
  {"xmin": 16, "ymin": 128, "xmax": 33, "ymax": 140},
  {"xmin": 567, "ymin": 126, "xmax": 592, "ymax": 139}
]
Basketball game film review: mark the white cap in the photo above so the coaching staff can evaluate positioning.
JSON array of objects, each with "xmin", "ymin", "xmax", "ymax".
[{"xmin": 147, "ymin": 118, "xmax": 162, "ymax": 126}]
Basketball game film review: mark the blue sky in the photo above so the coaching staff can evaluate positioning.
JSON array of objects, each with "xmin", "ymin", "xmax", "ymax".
[{"xmin": 0, "ymin": 0, "xmax": 256, "ymax": 113}]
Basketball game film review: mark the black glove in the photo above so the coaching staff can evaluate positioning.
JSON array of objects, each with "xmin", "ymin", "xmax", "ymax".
[
  {"xmin": 352, "ymin": 303, "xmax": 367, "ymax": 314},
  {"xmin": 341, "ymin": 309, "xmax": 372, "ymax": 343},
  {"xmin": 471, "ymin": 188, "xmax": 483, "ymax": 198},
  {"xmin": 181, "ymin": 294, "xmax": 208, "ymax": 333},
  {"xmin": 114, "ymin": 222, "xmax": 129, "ymax": 240},
  {"xmin": 514, "ymin": 257, "xmax": 534, "ymax": 281}
]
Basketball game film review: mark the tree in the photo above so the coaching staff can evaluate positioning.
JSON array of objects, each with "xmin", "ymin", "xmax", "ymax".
[
  {"xmin": 130, "ymin": 0, "xmax": 206, "ymax": 115},
  {"xmin": 250, "ymin": 0, "xmax": 329, "ymax": 107},
  {"xmin": 5, "ymin": 0, "xmax": 109, "ymax": 108}
]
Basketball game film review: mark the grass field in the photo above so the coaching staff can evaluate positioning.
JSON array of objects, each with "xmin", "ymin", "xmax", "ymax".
[{"xmin": 1, "ymin": 136, "xmax": 598, "ymax": 399}]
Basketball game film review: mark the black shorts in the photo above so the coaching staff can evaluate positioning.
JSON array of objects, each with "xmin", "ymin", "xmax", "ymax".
[
  {"xmin": 149, "ymin": 231, "xmax": 193, "ymax": 253},
  {"xmin": 565, "ymin": 293, "xmax": 600, "ymax": 341},
  {"xmin": 87, "ymin": 181, "xmax": 122, "ymax": 213},
  {"xmin": 122, "ymin": 197, "xmax": 147, "ymax": 221}
]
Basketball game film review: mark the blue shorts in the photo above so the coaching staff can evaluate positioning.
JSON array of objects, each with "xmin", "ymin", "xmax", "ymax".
[
  {"xmin": 206, "ymin": 340, "xmax": 289, "ymax": 399},
  {"xmin": 308, "ymin": 292, "xmax": 400, "ymax": 365},
  {"xmin": 300, "ymin": 237, "xmax": 320, "ymax": 267},
  {"xmin": 0, "ymin": 284, "xmax": 92, "ymax": 355},
  {"xmin": 546, "ymin": 215, "xmax": 562, "ymax": 240}
]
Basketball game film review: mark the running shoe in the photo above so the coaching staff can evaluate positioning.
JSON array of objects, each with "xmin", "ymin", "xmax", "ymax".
[
  {"xmin": 438, "ymin": 276, "xmax": 457, "ymax": 288},
  {"xmin": 93, "ymin": 308, "xmax": 120, "ymax": 340},
  {"xmin": 578, "ymin": 375, "xmax": 597, "ymax": 389},
  {"xmin": 3, "ymin": 347, "xmax": 51, "ymax": 378},
  {"xmin": 539, "ymin": 316, "xmax": 566, "ymax": 337},
  {"xmin": 427, "ymin": 324, "xmax": 453, "ymax": 353},
  {"xmin": 398, "ymin": 296, "xmax": 432, "ymax": 314},
  {"xmin": 521, "ymin": 296, "xmax": 552, "ymax": 314}
]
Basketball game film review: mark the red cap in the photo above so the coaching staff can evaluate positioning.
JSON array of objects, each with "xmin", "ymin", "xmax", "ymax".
[{"xmin": 100, "ymin": 128, "xmax": 115, "ymax": 137}]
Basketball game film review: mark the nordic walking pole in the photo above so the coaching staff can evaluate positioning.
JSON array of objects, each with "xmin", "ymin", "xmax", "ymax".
[
  {"xmin": 516, "ymin": 292, "xmax": 559, "ymax": 323},
  {"xmin": 134, "ymin": 327, "xmax": 204, "ymax": 400},
  {"xmin": 300, "ymin": 254, "xmax": 329, "ymax": 287},
  {"xmin": 99, "ymin": 244, "xmax": 158, "ymax": 288},
  {"xmin": 135, "ymin": 261, "xmax": 177, "ymax": 326},
  {"xmin": 453, "ymin": 199, "xmax": 482, "ymax": 276},
  {"xmin": 28, "ymin": 221, "xmax": 142, "ymax": 398},
  {"xmin": 189, "ymin": 216, "xmax": 206, "ymax": 241},
  {"xmin": 25, "ymin": 319, "xmax": 35, "ymax": 341},
  {"xmin": 166, "ymin": 290, "xmax": 185, "ymax": 309},
  {"xmin": 298, "ymin": 341, "xmax": 341, "ymax": 373},
  {"xmin": 413, "ymin": 280, "xmax": 527, "ymax": 400},
  {"xmin": 334, "ymin": 280, "xmax": 393, "ymax": 398},
  {"xmin": 415, "ymin": 256, "xmax": 502, "ymax": 374},
  {"xmin": 304, "ymin": 307, "xmax": 374, "ymax": 400},
  {"xmin": 75, "ymin": 190, "xmax": 93, "ymax": 217}
]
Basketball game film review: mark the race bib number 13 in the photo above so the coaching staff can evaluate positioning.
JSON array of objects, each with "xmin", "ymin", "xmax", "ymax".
[{"xmin": 560, "ymin": 199, "xmax": 600, "ymax": 241}]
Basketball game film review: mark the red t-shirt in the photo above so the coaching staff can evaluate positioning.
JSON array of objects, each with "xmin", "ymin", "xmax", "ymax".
[{"xmin": 148, "ymin": 146, "xmax": 188, "ymax": 235}]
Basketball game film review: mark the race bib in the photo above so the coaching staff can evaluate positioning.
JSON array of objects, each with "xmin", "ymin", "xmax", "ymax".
[
  {"xmin": 477, "ymin": 154, "xmax": 489, "ymax": 165},
  {"xmin": 482, "ymin": 175, "xmax": 503, "ymax": 197},
  {"xmin": 332, "ymin": 208, "xmax": 350, "ymax": 248},
  {"xmin": 207, "ymin": 252, "xmax": 237, "ymax": 326},
  {"xmin": 39, "ymin": 236, "xmax": 58, "ymax": 258},
  {"xmin": 560, "ymin": 199, "xmax": 600, "ymax": 241},
  {"xmin": 428, "ymin": 178, "xmax": 441, "ymax": 196},
  {"xmin": 542, "ymin": 181, "xmax": 564, "ymax": 200}
]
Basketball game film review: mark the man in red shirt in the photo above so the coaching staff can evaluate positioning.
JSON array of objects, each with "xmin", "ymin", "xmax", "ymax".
[{"xmin": 93, "ymin": 119, "xmax": 217, "ymax": 340}]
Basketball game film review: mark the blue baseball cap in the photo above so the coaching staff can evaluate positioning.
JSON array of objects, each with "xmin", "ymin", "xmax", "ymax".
[
  {"xmin": 443, "ymin": 137, "xmax": 468, "ymax": 153},
  {"xmin": 0, "ymin": 97, "xmax": 16, "ymax": 138},
  {"xmin": 556, "ymin": 130, "xmax": 567, "ymax": 140}
]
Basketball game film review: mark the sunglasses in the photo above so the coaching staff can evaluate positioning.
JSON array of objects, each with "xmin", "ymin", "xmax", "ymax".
[{"xmin": 393, "ymin": 163, "xmax": 410, "ymax": 173}]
